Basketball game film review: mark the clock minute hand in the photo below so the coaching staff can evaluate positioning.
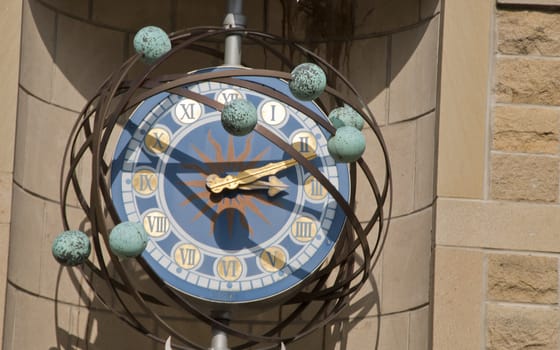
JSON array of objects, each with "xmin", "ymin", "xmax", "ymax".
[{"xmin": 206, "ymin": 152, "xmax": 317, "ymax": 194}]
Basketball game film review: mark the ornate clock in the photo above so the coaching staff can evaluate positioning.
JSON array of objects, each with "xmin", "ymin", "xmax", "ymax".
[
  {"xmin": 53, "ymin": 18, "xmax": 390, "ymax": 349},
  {"xmin": 110, "ymin": 73, "xmax": 350, "ymax": 303}
]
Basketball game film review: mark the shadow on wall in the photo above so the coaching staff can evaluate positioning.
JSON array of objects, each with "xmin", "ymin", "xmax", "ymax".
[
  {"xmin": 49, "ymin": 261, "xmax": 382, "ymax": 350},
  {"xmin": 28, "ymin": 0, "xmax": 439, "ymax": 116}
]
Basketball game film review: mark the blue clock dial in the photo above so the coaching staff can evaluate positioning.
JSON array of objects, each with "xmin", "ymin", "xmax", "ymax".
[{"xmin": 111, "ymin": 73, "xmax": 350, "ymax": 303}]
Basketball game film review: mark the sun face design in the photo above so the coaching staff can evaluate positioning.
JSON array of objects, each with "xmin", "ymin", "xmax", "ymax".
[
  {"xmin": 179, "ymin": 129, "xmax": 287, "ymax": 238},
  {"xmin": 111, "ymin": 77, "xmax": 351, "ymax": 303}
]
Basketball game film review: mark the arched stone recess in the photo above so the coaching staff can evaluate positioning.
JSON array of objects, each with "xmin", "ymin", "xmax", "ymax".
[{"xmin": 4, "ymin": 0, "xmax": 440, "ymax": 348}]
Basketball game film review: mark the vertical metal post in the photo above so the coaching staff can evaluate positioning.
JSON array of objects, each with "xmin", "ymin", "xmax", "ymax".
[
  {"xmin": 210, "ymin": 312, "xmax": 231, "ymax": 350},
  {"xmin": 223, "ymin": 0, "xmax": 245, "ymax": 66}
]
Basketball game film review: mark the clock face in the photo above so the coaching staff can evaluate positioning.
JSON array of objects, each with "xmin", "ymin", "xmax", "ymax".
[{"xmin": 111, "ymin": 71, "xmax": 350, "ymax": 303}]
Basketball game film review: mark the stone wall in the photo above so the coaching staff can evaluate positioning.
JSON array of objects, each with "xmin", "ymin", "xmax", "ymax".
[
  {"xmin": 488, "ymin": 7, "xmax": 560, "ymax": 350},
  {"xmin": 0, "ymin": 0, "xmax": 23, "ymax": 345},
  {"xmin": 2, "ymin": 0, "xmax": 440, "ymax": 349},
  {"xmin": 434, "ymin": 2, "xmax": 560, "ymax": 349}
]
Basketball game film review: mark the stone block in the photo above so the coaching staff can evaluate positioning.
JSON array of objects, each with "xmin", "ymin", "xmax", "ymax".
[
  {"xmin": 496, "ymin": 57, "xmax": 560, "ymax": 106},
  {"xmin": 155, "ymin": 316, "xmax": 250, "ymax": 349},
  {"xmin": 20, "ymin": 0, "xmax": 56, "ymax": 102},
  {"xmin": 72, "ymin": 306, "xmax": 158, "ymax": 350},
  {"xmin": 380, "ymin": 312, "xmax": 409, "ymax": 350},
  {"xmin": 409, "ymin": 305, "xmax": 430, "ymax": 350},
  {"xmin": 337, "ymin": 249, "xmax": 383, "ymax": 319},
  {"xmin": 0, "ymin": 0, "xmax": 22, "ymax": 173},
  {"xmin": 381, "ymin": 207, "xmax": 432, "ymax": 313},
  {"xmin": 263, "ymin": 0, "xmax": 284, "ymax": 37},
  {"xmin": 487, "ymin": 304, "xmax": 560, "ymax": 350},
  {"xmin": 493, "ymin": 105, "xmax": 560, "ymax": 154},
  {"xmin": 1, "ymin": 283, "xmax": 16, "ymax": 349},
  {"xmin": 3, "ymin": 287, "xmax": 73, "ymax": 349},
  {"xmin": 92, "ymin": 0, "xmax": 172, "ymax": 32},
  {"xmin": 357, "ymin": 120, "xmax": 416, "ymax": 219},
  {"xmin": 176, "ymin": 0, "xmax": 227, "ymax": 29},
  {"xmin": 437, "ymin": 0, "xmax": 492, "ymax": 199},
  {"xmin": 436, "ymin": 198, "xmax": 560, "ymax": 252},
  {"xmin": 389, "ymin": 18, "xmax": 439, "ymax": 123},
  {"xmin": 0, "ymin": 173, "xmax": 13, "ymax": 224},
  {"xmin": 355, "ymin": 0, "xmax": 420, "ymax": 34},
  {"xmin": 0, "ymin": 224, "xmax": 11, "ymax": 342},
  {"xmin": 421, "ymin": 0, "xmax": 440, "ymax": 19},
  {"xmin": 491, "ymin": 153, "xmax": 559, "ymax": 202},
  {"xmin": 52, "ymin": 15, "xmax": 125, "ymax": 112},
  {"xmin": 16, "ymin": 92, "xmax": 79, "ymax": 203},
  {"xmin": 415, "ymin": 112, "xmax": 436, "ymax": 210},
  {"xmin": 326, "ymin": 313, "xmax": 411, "ymax": 350},
  {"xmin": 41, "ymin": 200, "xmax": 91, "ymax": 304},
  {"xmin": 498, "ymin": 9, "xmax": 560, "ymax": 56},
  {"xmin": 282, "ymin": 322, "xmax": 324, "ymax": 350},
  {"xmin": 325, "ymin": 317, "xmax": 378, "ymax": 350},
  {"xmin": 13, "ymin": 89, "xmax": 29, "ymax": 185},
  {"xmin": 8, "ymin": 185, "xmax": 43, "ymax": 293},
  {"xmin": 347, "ymin": 36, "xmax": 388, "ymax": 125},
  {"xmin": 42, "ymin": 0, "xmax": 89, "ymax": 18},
  {"xmin": 487, "ymin": 253, "xmax": 558, "ymax": 304},
  {"xmin": 178, "ymin": 0, "xmax": 265, "ymax": 31},
  {"xmin": 355, "ymin": 126, "xmax": 390, "ymax": 222},
  {"xmin": 433, "ymin": 247, "xmax": 484, "ymax": 350}
]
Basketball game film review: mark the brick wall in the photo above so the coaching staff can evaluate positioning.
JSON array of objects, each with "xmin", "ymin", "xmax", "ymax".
[
  {"xmin": 433, "ymin": 2, "xmax": 560, "ymax": 349},
  {"xmin": 487, "ymin": 7, "xmax": 560, "ymax": 349}
]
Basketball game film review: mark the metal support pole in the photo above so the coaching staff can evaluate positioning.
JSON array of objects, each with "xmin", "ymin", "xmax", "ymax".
[
  {"xmin": 223, "ymin": 0, "xmax": 246, "ymax": 66},
  {"xmin": 210, "ymin": 311, "xmax": 231, "ymax": 350}
]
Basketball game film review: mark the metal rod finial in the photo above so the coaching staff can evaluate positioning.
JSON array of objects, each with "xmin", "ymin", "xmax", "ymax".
[{"xmin": 223, "ymin": 0, "xmax": 245, "ymax": 66}]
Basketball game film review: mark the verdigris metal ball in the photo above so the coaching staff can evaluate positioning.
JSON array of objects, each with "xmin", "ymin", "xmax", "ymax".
[
  {"xmin": 109, "ymin": 221, "xmax": 148, "ymax": 258},
  {"xmin": 133, "ymin": 26, "xmax": 171, "ymax": 65},
  {"xmin": 329, "ymin": 106, "xmax": 365, "ymax": 131},
  {"xmin": 221, "ymin": 99, "xmax": 258, "ymax": 136},
  {"xmin": 52, "ymin": 230, "xmax": 91, "ymax": 266},
  {"xmin": 289, "ymin": 63, "xmax": 327, "ymax": 101},
  {"xmin": 327, "ymin": 126, "xmax": 366, "ymax": 163}
]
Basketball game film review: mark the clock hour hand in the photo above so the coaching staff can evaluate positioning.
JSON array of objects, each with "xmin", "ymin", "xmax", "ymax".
[
  {"xmin": 206, "ymin": 152, "xmax": 316, "ymax": 194},
  {"xmin": 238, "ymin": 176, "xmax": 289, "ymax": 197}
]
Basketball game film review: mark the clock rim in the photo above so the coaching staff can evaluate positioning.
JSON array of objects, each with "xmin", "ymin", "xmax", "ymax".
[{"xmin": 109, "ymin": 71, "xmax": 352, "ymax": 304}]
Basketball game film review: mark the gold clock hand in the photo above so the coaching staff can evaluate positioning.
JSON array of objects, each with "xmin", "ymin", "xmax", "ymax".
[
  {"xmin": 238, "ymin": 176, "xmax": 289, "ymax": 197},
  {"xmin": 206, "ymin": 152, "xmax": 316, "ymax": 194}
]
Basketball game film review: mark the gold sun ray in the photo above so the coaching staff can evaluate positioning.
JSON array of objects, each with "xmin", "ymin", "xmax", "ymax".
[
  {"xmin": 252, "ymin": 146, "xmax": 272, "ymax": 163},
  {"xmin": 208, "ymin": 130, "xmax": 224, "ymax": 162},
  {"xmin": 191, "ymin": 201, "xmax": 217, "ymax": 222},
  {"xmin": 236, "ymin": 134, "xmax": 253, "ymax": 162},
  {"xmin": 226, "ymin": 135, "xmax": 235, "ymax": 162},
  {"xmin": 242, "ymin": 199, "xmax": 271, "ymax": 225},
  {"xmin": 191, "ymin": 145, "xmax": 213, "ymax": 164},
  {"xmin": 182, "ymin": 163, "xmax": 210, "ymax": 175},
  {"xmin": 226, "ymin": 208, "xmax": 235, "ymax": 234},
  {"xmin": 178, "ymin": 129, "xmax": 297, "ymax": 242},
  {"xmin": 227, "ymin": 197, "xmax": 254, "ymax": 236},
  {"xmin": 239, "ymin": 214, "xmax": 253, "ymax": 236},
  {"xmin": 181, "ymin": 179, "xmax": 207, "ymax": 188}
]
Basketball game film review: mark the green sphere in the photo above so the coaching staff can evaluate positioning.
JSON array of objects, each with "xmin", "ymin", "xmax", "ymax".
[
  {"xmin": 133, "ymin": 26, "xmax": 171, "ymax": 65},
  {"xmin": 328, "ymin": 106, "xmax": 365, "ymax": 131},
  {"xmin": 289, "ymin": 63, "xmax": 327, "ymax": 101},
  {"xmin": 221, "ymin": 99, "xmax": 258, "ymax": 136},
  {"xmin": 52, "ymin": 230, "xmax": 91, "ymax": 266},
  {"xmin": 327, "ymin": 126, "xmax": 366, "ymax": 163},
  {"xmin": 109, "ymin": 221, "xmax": 148, "ymax": 258}
]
